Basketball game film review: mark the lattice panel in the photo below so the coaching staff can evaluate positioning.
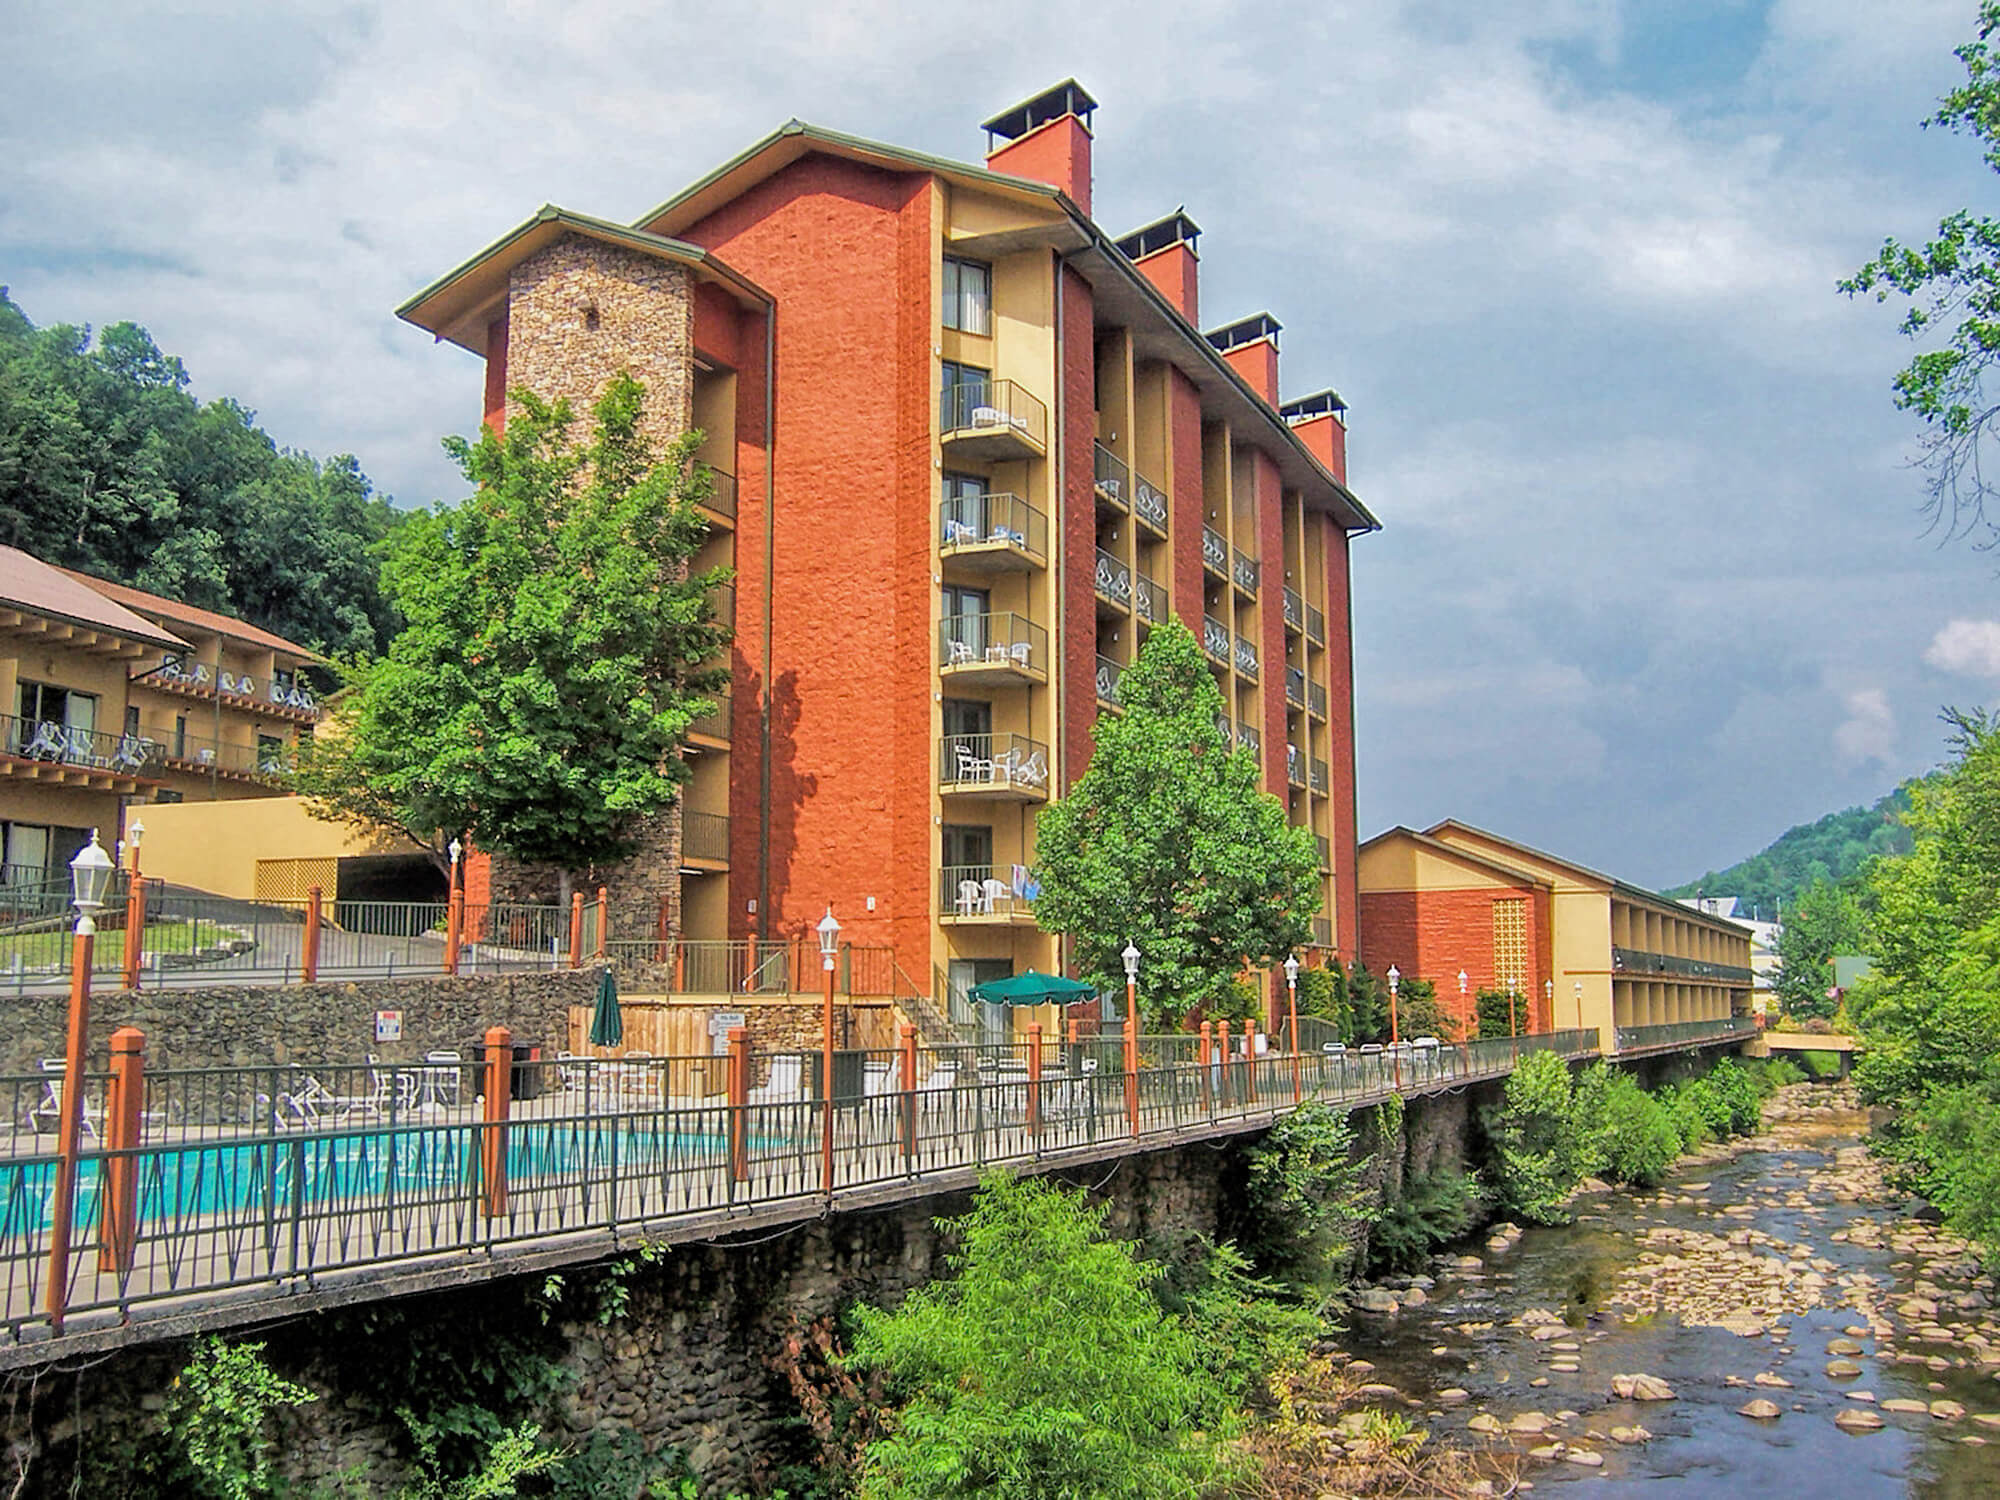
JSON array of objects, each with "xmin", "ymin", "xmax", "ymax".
[
  {"xmin": 254, "ymin": 857, "xmax": 338, "ymax": 903},
  {"xmin": 1492, "ymin": 897, "xmax": 1529, "ymax": 990}
]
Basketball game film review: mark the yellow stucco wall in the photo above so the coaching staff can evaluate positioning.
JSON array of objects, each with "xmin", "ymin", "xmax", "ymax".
[
  {"xmin": 1358, "ymin": 836, "xmax": 1527, "ymax": 893},
  {"xmin": 136, "ymin": 796, "xmax": 418, "ymax": 899}
]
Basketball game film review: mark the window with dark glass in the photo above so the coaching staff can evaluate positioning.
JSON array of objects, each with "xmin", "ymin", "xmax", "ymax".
[{"xmin": 942, "ymin": 257, "xmax": 992, "ymax": 336}]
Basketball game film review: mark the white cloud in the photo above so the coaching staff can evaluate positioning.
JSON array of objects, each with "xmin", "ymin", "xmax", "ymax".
[
  {"xmin": 1924, "ymin": 618, "xmax": 2000, "ymax": 678},
  {"xmin": 1834, "ymin": 688, "xmax": 1897, "ymax": 767}
]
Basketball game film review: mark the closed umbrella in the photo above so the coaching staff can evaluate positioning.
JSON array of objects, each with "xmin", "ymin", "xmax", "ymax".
[{"xmin": 587, "ymin": 966, "xmax": 623, "ymax": 1048}]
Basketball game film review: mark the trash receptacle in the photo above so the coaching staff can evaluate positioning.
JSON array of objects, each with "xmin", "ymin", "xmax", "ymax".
[{"xmin": 510, "ymin": 1044, "xmax": 544, "ymax": 1101}]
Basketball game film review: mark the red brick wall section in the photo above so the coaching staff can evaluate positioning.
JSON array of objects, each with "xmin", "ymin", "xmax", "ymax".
[
  {"xmin": 1323, "ymin": 515, "xmax": 1359, "ymax": 958},
  {"xmin": 1290, "ymin": 412, "xmax": 1347, "ymax": 488},
  {"xmin": 1134, "ymin": 246, "xmax": 1197, "ymax": 324},
  {"xmin": 1060, "ymin": 258, "xmax": 1098, "ymax": 791},
  {"xmin": 1168, "ymin": 369, "xmax": 1204, "ymax": 616},
  {"xmin": 1357, "ymin": 884, "xmax": 1550, "ymax": 1035},
  {"xmin": 691, "ymin": 280, "xmax": 747, "ymax": 370},
  {"xmin": 986, "ymin": 116, "xmax": 1092, "ymax": 216},
  {"xmin": 1222, "ymin": 341, "xmax": 1278, "ymax": 406},
  {"xmin": 726, "ymin": 304, "xmax": 771, "ymax": 941},
  {"xmin": 483, "ymin": 314, "xmax": 509, "ymax": 436},
  {"xmin": 675, "ymin": 155, "xmax": 933, "ymax": 966}
]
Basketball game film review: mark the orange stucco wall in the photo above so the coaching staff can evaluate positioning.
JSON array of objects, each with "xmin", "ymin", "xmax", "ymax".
[{"xmin": 1223, "ymin": 340, "xmax": 1278, "ymax": 406}]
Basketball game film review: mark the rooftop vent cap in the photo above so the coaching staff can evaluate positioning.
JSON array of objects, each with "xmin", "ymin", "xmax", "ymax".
[
  {"xmin": 982, "ymin": 79, "xmax": 1098, "ymax": 149},
  {"xmin": 1204, "ymin": 312, "xmax": 1282, "ymax": 355},
  {"xmin": 1115, "ymin": 209, "xmax": 1202, "ymax": 262},
  {"xmin": 1279, "ymin": 389, "xmax": 1348, "ymax": 423}
]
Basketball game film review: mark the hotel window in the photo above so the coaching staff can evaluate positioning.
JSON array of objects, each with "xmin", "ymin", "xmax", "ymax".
[{"xmin": 942, "ymin": 257, "xmax": 992, "ymax": 336}]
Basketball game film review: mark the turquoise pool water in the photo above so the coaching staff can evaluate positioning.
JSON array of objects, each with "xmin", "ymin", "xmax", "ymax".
[{"xmin": 0, "ymin": 1117, "xmax": 772, "ymax": 1234}]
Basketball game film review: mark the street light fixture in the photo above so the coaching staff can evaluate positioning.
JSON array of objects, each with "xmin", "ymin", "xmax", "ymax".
[
  {"xmin": 1283, "ymin": 954, "xmax": 1301, "ymax": 1103},
  {"xmin": 127, "ymin": 817, "xmax": 144, "ymax": 877},
  {"xmin": 1573, "ymin": 979, "xmax": 1584, "ymax": 1031},
  {"xmin": 46, "ymin": 832, "xmax": 113, "ymax": 1329},
  {"xmin": 1386, "ymin": 964, "xmax": 1401, "ymax": 1089},
  {"xmin": 1122, "ymin": 942, "xmax": 1141, "ymax": 1135},
  {"xmin": 818, "ymin": 906, "xmax": 841, "ymax": 1193},
  {"xmin": 1544, "ymin": 977, "xmax": 1553, "ymax": 1035}
]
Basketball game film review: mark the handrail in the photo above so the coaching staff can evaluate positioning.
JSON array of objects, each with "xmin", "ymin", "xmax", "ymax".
[{"xmin": 940, "ymin": 491, "xmax": 1046, "ymax": 565}]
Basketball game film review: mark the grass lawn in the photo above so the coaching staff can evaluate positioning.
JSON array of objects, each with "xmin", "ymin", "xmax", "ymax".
[{"xmin": 0, "ymin": 918, "xmax": 248, "ymax": 969}]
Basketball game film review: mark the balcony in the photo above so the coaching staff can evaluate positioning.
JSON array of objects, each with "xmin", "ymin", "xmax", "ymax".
[
  {"xmin": 1134, "ymin": 572, "xmax": 1167, "ymax": 627},
  {"xmin": 1237, "ymin": 725, "xmax": 1261, "ymax": 756},
  {"xmin": 1133, "ymin": 473, "xmax": 1170, "ymax": 536},
  {"xmin": 1286, "ymin": 743, "xmax": 1305, "ymax": 788},
  {"xmin": 689, "ymin": 693, "xmax": 731, "ymax": 747},
  {"xmin": 939, "ymin": 612, "xmax": 1048, "ymax": 684},
  {"xmin": 1202, "ymin": 615, "xmax": 1231, "ymax": 665},
  {"xmin": 940, "ymin": 493, "xmax": 1047, "ymax": 571},
  {"xmin": 1282, "ymin": 587, "xmax": 1304, "ymax": 634},
  {"xmin": 156, "ymin": 731, "xmax": 293, "ymax": 785},
  {"xmin": 1094, "ymin": 548, "xmax": 1132, "ymax": 613},
  {"xmin": 1232, "ymin": 549, "xmax": 1260, "ymax": 596},
  {"xmin": 941, "ymin": 733, "xmax": 1050, "ymax": 802},
  {"xmin": 1611, "ymin": 947, "xmax": 1756, "ymax": 985},
  {"xmin": 1316, "ymin": 834, "xmax": 1331, "ymax": 871},
  {"xmin": 941, "ymin": 380, "xmax": 1046, "ymax": 459},
  {"xmin": 683, "ymin": 810, "xmax": 730, "ymax": 868},
  {"xmin": 698, "ymin": 466, "xmax": 736, "ymax": 524},
  {"xmin": 1310, "ymin": 758, "xmax": 1329, "ymax": 795},
  {"xmin": 1214, "ymin": 712, "xmax": 1232, "ymax": 742},
  {"xmin": 1095, "ymin": 654, "xmax": 1123, "ymax": 707},
  {"xmin": 1308, "ymin": 681, "xmax": 1328, "ymax": 719},
  {"xmin": 1285, "ymin": 666, "xmax": 1306, "ymax": 709},
  {"xmin": 1201, "ymin": 525, "xmax": 1228, "ymax": 578},
  {"xmin": 147, "ymin": 657, "xmax": 320, "ymax": 722},
  {"xmin": 1093, "ymin": 443, "xmax": 1130, "ymax": 511},
  {"xmin": 1234, "ymin": 634, "xmax": 1259, "ymax": 680},
  {"xmin": 1306, "ymin": 604, "xmax": 1326, "ymax": 646},
  {"xmin": 707, "ymin": 583, "xmax": 736, "ymax": 627},
  {"xmin": 1, "ymin": 713, "xmax": 167, "ymax": 793},
  {"xmin": 942, "ymin": 865, "xmax": 1038, "ymax": 925}
]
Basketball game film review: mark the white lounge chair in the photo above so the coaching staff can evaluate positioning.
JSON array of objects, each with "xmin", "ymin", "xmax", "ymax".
[
  {"xmin": 748, "ymin": 1054, "xmax": 805, "ymax": 1105},
  {"xmin": 30, "ymin": 1059, "xmax": 100, "ymax": 1141}
]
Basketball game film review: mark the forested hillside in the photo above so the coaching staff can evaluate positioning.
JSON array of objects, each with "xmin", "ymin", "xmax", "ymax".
[
  {"xmin": 1663, "ymin": 785, "xmax": 1916, "ymax": 914},
  {"xmin": 0, "ymin": 288, "xmax": 401, "ymax": 656}
]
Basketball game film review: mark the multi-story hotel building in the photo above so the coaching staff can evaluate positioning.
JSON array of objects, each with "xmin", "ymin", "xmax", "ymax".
[
  {"xmin": 399, "ymin": 82, "xmax": 1376, "ymax": 1009},
  {"xmin": 0, "ymin": 545, "xmax": 322, "ymax": 886}
]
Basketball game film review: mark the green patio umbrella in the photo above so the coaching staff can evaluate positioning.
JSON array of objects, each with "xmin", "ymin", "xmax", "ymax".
[
  {"xmin": 967, "ymin": 970, "xmax": 1098, "ymax": 1007},
  {"xmin": 587, "ymin": 966, "xmax": 623, "ymax": 1047}
]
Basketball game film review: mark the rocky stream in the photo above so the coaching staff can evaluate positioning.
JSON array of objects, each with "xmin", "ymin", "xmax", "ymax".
[{"xmin": 1329, "ymin": 1082, "xmax": 2000, "ymax": 1496}]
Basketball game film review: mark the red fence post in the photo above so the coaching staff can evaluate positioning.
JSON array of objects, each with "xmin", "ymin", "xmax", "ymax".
[
  {"xmin": 480, "ymin": 1026, "xmax": 512, "ymax": 1217},
  {"xmin": 595, "ymin": 885, "xmax": 608, "ymax": 962},
  {"xmin": 99, "ymin": 1026, "xmax": 146, "ymax": 1274},
  {"xmin": 120, "ymin": 876, "xmax": 145, "ymax": 991},
  {"xmin": 899, "ymin": 1021, "xmax": 918, "ymax": 1160},
  {"xmin": 445, "ymin": 886, "xmax": 464, "ymax": 977},
  {"xmin": 727, "ymin": 1025, "xmax": 750, "ymax": 1182},
  {"xmin": 45, "ymin": 923, "xmax": 95, "ymax": 1332},
  {"xmin": 1026, "ymin": 1021, "xmax": 1042, "ymax": 1142},
  {"xmin": 1244, "ymin": 1022, "xmax": 1258, "ymax": 1106},
  {"xmin": 1217, "ymin": 1019, "xmax": 1232, "ymax": 1108},
  {"xmin": 1199, "ymin": 1021, "xmax": 1214, "ymax": 1114},
  {"xmin": 303, "ymin": 886, "xmax": 323, "ymax": 984},
  {"xmin": 567, "ymin": 892, "xmax": 584, "ymax": 970}
]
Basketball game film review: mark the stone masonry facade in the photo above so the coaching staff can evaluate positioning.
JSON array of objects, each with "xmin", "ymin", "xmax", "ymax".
[{"xmin": 503, "ymin": 232, "xmax": 698, "ymax": 950}]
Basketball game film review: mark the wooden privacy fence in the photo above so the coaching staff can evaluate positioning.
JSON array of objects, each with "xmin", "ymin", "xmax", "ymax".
[{"xmin": 565, "ymin": 999, "xmax": 903, "ymax": 1067}]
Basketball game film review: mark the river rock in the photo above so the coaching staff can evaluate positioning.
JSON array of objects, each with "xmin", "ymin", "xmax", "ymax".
[
  {"xmin": 1881, "ymin": 1398, "xmax": 1928, "ymax": 1414},
  {"xmin": 1931, "ymin": 1399, "xmax": 1967, "ymax": 1421},
  {"xmin": 1847, "ymin": 1391, "xmax": 1877, "ymax": 1403},
  {"xmin": 1565, "ymin": 1449, "xmax": 1604, "ymax": 1466},
  {"xmin": 1971, "ymin": 1412, "xmax": 2000, "ymax": 1429},
  {"xmin": 1510, "ymin": 1412, "xmax": 1553, "ymax": 1433},
  {"xmin": 1612, "ymin": 1373, "xmax": 1675, "ymax": 1401},
  {"xmin": 1738, "ymin": 1399, "xmax": 1783, "ymax": 1420},
  {"xmin": 1352, "ymin": 1288, "xmax": 1399, "ymax": 1314},
  {"xmin": 1828, "ymin": 1337, "xmax": 1865, "ymax": 1356},
  {"xmin": 1836, "ymin": 1408, "xmax": 1886, "ymax": 1432},
  {"xmin": 1402, "ymin": 1286, "xmax": 1429, "ymax": 1308},
  {"xmin": 1437, "ymin": 1388, "xmax": 1470, "ymax": 1404},
  {"xmin": 1827, "ymin": 1359, "xmax": 1863, "ymax": 1378},
  {"xmin": 1467, "ymin": 1413, "xmax": 1505, "ymax": 1435},
  {"xmin": 1610, "ymin": 1424, "xmax": 1652, "ymax": 1444},
  {"xmin": 1754, "ymin": 1372, "xmax": 1793, "ymax": 1388}
]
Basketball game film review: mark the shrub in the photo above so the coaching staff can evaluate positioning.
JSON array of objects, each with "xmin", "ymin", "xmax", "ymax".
[
  {"xmin": 1151, "ymin": 1236, "xmax": 1323, "ymax": 1406},
  {"xmin": 1474, "ymin": 988, "xmax": 1524, "ymax": 1040},
  {"xmin": 1367, "ymin": 1169, "xmax": 1483, "ymax": 1276},
  {"xmin": 1763, "ymin": 1058, "xmax": 1806, "ymax": 1089},
  {"xmin": 1801, "ymin": 1049, "xmax": 1845, "ymax": 1079},
  {"xmin": 1665, "ymin": 1088, "xmax": 1713, "ymax": 1151},
  {"xmin": 161, "ymin": 1337, "xmax": 316, "ymax": 1500},
  {"xmin": 1705, "ymin": 1059, "xmax": 1765, "ymax": 1135},
  {"xmin": 849, "ymin": 1174, "xmax": 1234, "ymax": 1500},
  {"xmin": 1598, "ymin": 1080, "xmax": 1682, "ymax": 1187},
  {"xmin": 1391, "ymin": 977, "xmax": 1461, "ymax": 1043},
  {"xmin": 1486, "ymin": 1051, "xmax": 1584, "ymax": 1224},
  {"xmin": 1243, "ymin": 1102, "xmax": 1373, "ymax": 1292}
]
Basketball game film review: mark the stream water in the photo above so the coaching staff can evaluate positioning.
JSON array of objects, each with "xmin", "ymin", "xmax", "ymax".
[{"xmin": 1339, "ymin": 1085, "xmax": 2000, "ymax": 1497}]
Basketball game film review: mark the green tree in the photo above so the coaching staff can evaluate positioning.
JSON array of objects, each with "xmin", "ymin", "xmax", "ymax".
[
  {"xmin": 1032, "ymin": 618, "xmax": 1320, "ymax": 1025},
  {"xmin": 848, "ymin": 1173, "xmax": 1234, "ymax": 1499},
  {"xmin": 297, "ymin": 377, "xmax": 729, "ymax": 882},
  {"xmin": 1486, "ymin": 1050, "xmax": 1587, "ymax": 1225},
  {"xmin": 1774, "ymin": 878, "xmax": 1868, "ymax": 1020},
  {"xmin": 1841, "ymin": 2, "xmax": 2000, "ymax": 541}
]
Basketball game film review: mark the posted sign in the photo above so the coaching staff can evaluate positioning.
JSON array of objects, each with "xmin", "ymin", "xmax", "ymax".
[{"xmin": 374, "ymin": 1010, "xmax": 403, "ymax": 1043}]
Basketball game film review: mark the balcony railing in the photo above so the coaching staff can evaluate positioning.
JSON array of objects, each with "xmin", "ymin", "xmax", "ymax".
[
  {"xmin": 1282, "ymin": 587, "xmax": 1304, "ymax": 633},
  {"xmin": 1306, "ymin": 604, "xmax": 1326, "ymax": 645},
  {"xmin": 1237, "ymin": 725, "xmax": 1261, "ymax": 755},
  {"xmin": 940, "ymin": 492, "xmax": 1047, "ymax": 566},
  {"xmin": 1611, "ymin": 948, "xmax": 1756, "ymax": 985},
  {"xmin": 1134, "ymin": 572, "xmax": 1167, "ymax": 625},
  {"xmin": 1214, "ymin": 712, "xmax": 1232, "ymax": 742},
  {"xmin": 151, "ymin": 658, "xmax": 317, "ymax": 717},
  {"xmin": 1615, "ymin": 1016, "xmax": 1759, "ymax": 1053},
  {"xmin": 683, "ymin": 810, "xmax": 730, "ymax": 864},
  {"xmin": 1201, "ymin": 525, "xmax": 1228, "ymax": 576},
  {"xmin": 1234, "ymin": 635, "xmax": 1259, "ymax": 679},
  {"xmin": 1232, "ymin": 549, "xmax": 1260, "ymax": 595},
  {"xmin": 1202, "ymin": 615, "xmax": 1231, "ymax": 664},
  {"xmin": 698, "ymin": 465, "xmax": 736, "ymax": 521},
  {"xmin": 1316, "ymin": 834, "xmax": 1331, "ymax": 870},
  {"xmin": 1286, "ymin": 743, "xmax": 1306, "ymax": 787},
  {"xmin": 941, "ymin": 733, "xmax": 1050, "ymax": 794},
  {"xmin": 1093, "ymin": 443, "xmax": 1130, "ymax": 509},
  {"xmin": 1310, "ymin": 759, "xmax": 1329, "ymax": 794},
  {"xmin": 156, "ymin": 732, "xmax": 294, "ymax": 782},
  {"xmin": 942, "ymin": 865, "xmax": 1038, "ymax": 920},
  {"xmin": 1094, "ymin": 547, "xmax": 1132, "ymax": 609},
  {"xmin": 1285, "ymin": 666, "xmax": 1306, "ymax": 708},
  {"xmin": 689, "ymin": 694, "xmax": 730, "ymax": 742},
  {"xmin": 3, "ymin": 714, "xmax": 162, "ymax": 779},
  {"xmin": 1133, "ymin": 473, "xmax": 1169, "ymax": 534},
  {"xmin": 1309, "ymin": 681, "xmax": 1328, "ymax": 719},
  {"xmin": 940, "ymin": 612, "xmax": 1047, "ymax": 678},
  {"xmin": 941, "ymin": 380, "xmax": 1047, "ymax": 451},
  {"xmin": 1095, "ymin": 654, "xmax": 1123, "ymax": 706}
]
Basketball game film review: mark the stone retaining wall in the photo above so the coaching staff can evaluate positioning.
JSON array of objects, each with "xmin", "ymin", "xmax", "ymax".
[{"xmin": 0, "ymin": 968, "xmax": 602, "ymax": 1074}]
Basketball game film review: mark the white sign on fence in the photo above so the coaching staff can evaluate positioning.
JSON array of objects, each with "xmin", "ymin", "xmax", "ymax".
[
  {"xmin": 707, "ymin": 1011, "xmax": 747, "ymax": 1037},
  {"xmin": 374, "ymin": 1010, "xmax": 403, "ymax": 1043}
]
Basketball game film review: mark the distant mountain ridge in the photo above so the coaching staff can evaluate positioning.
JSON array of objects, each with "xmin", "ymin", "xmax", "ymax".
[{"xmin": 1662, "ymin": 786, "xmax": 1917, "ymax": 918}]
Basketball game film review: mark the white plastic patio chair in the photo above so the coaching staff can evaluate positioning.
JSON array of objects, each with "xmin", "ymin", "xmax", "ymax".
[
  {"xmin": 1013, "ymin": 750, "xmax": 1048, "ymax": 787},
  {"xmin": 948, "ymin": 638, "xmax": 976, "ymax": 666},
  {"xmin": 31, "ymin": 1059, "xmax": 100, "ymax": 1142},
  {"xmin": 955, "ymin": 742, "xmax": 993, "ymax": 783},
  {"xmin": 981, "ymin": 878, "xmax": 1010, "ymax": 914},
  {"xmin": 957, "ymin": 880, "xmax": 984, "ymax": 917}
]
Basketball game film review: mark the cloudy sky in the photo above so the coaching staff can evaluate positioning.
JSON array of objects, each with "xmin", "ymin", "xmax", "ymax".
[{"xmin": 6, "ymin": 0, "xmax": 1997, "ymax": 888}]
